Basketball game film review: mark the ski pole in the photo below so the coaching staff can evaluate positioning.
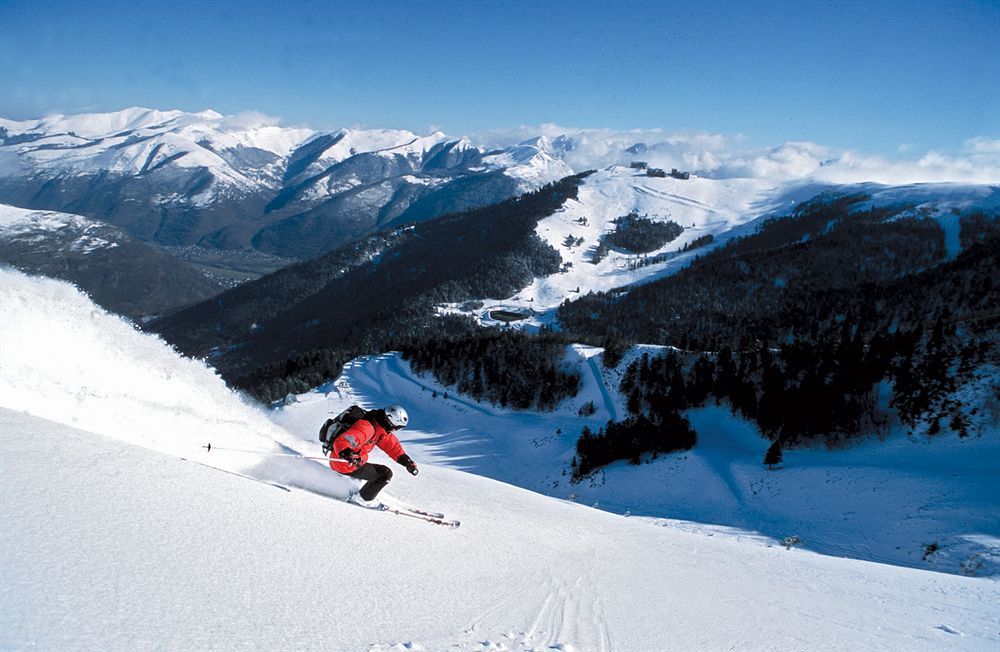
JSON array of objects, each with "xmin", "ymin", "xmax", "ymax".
[{"xmin": 202, "ymin": 442, "xmax": 330, "ymax": 462}]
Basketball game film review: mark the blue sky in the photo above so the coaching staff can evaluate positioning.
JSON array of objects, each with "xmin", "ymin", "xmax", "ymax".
[{"xmin": 1, "ymin": 0, "xmax": 997, "ymax": 156}]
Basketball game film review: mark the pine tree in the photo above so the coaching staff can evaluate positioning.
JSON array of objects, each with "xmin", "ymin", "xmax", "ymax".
[{"xmin": 764, "ymin": 440, "xmax": 783, "ymax": 469}]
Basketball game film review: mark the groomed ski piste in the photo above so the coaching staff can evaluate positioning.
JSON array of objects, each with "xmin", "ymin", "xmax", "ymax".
[{"xmin": 2, "ymin": 268, "xmax": 998, "ymax": 651}]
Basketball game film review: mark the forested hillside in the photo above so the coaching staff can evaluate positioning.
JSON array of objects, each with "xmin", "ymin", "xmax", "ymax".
[
  {"xmin": 562, "ymin": 194, "xmax": 999, "ymax": 474},
  {"xmin": 151, "ymin": 173, "xmax": 593, "ymax": 402},
  {"xmin": 559, "ymin": 194, "xmax": 999, "ymax": 347}
]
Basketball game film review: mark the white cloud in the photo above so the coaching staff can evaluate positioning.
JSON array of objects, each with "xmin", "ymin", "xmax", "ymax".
[
  {"xmin": 0, "ymin": 151, "xmax": 25, "ymax": 177},
  {"xmin": 963, "ymin": 136, "xmax": 1000, "ymax": 155},
  {"xmin": 218, "ymin": 111, "xmax": 284, "ymax": 130},
  {"xmin": 466, "ymin": 124, "xmax": 1000, "ymax": 185}
]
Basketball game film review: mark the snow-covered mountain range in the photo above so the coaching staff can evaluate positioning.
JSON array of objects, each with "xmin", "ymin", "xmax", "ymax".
[
  {"xmin": 0, "ymin": 108, "xmax": 572, "ymax": 257},
  {"xmin": 5, "ymin": 107, "xmax": 997, "ymax": 265},
  {"xmin": 3, "ymin": 268, "xmax": 997, "ymax": 650}
]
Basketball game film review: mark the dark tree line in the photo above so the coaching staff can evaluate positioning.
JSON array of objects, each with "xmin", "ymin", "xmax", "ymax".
[
  {"xmin": 605, "ymin": 213, "xmax": 684, "ymax": 254},
  {"xmin": 625, "ymin": 231, "xmax": 715, "ymax": 271},
  {"xmin": 592, "ymin": 213, "xmax": 683, "ymax": 262},
  {"xmin": 574, "ymin": 412, "xmax": 696, "ymax": 478},
  {"xmin": 402, "ymin": 329, "xmax": 580, "ymax": 411},
  {"xmin": 576, "ymin": 312, "xmax": 992, "ymax": 476},
  {"xmin": 429, "ymin": 234, "xmax": 562, "ymax": 302},
  {"xmin": 682, "ymin": 234, "xmax": 714, "ymax": 251}
]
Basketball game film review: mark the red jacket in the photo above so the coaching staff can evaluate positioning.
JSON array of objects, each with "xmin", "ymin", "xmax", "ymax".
[{"xmin": 328, "ymin": 417, "xmax": 407, "ymax": 474}]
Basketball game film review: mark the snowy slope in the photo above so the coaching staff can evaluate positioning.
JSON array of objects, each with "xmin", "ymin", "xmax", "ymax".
[
  {"xmin": 436, "ymin": 167, "xmax": 810, "ymax": 328},
  {"xmin": 0, "ymin": 204, "xmax": 120, "ymax": 253},
  {"xmin": 272, "ymin": 351, "xmax": 1000, "ymax": 578},
  {"xmin": 438, "ymin": 168, "xmax": 999, "ymax": 330},
  {"xmin": 3, "ymin": 272, "xmax": 998, "ymax": 650}
]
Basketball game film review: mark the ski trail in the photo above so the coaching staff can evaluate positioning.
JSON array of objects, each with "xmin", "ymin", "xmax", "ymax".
[
  {"xmin": 634, "ymin": 184, "xmax": 718, "ymax": 213},
  {"xmin": 588, "ymin": 356, "xmax": 619, "ymax": 422},
  {"xmin": 461, "ymin": 569, "xmax": 613, "ymax": 651},
  {"xmin": 519, "ymin": 571, "xmax": 613, "ymax": 651},
  {"xmin": 593, "ymin": 592, "xmax": 613, "ymax": 652},
  {"xmin": 463, "ymin": 590, "xmax": 522, "ymax": 635},
  {"xmin": 526, "ymin": 578, "xmax": 559, "ymax": 642}
]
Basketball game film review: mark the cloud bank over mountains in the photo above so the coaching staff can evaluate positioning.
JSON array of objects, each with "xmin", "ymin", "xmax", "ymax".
[{"xmin": 469, "ymin": 124, "xmax": 1000, "ymax": 185}]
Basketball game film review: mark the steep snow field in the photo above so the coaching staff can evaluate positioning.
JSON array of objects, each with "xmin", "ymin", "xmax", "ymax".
[{"xmin": 3, "ymin": 269, "xmax": 997, "ymax": 650}]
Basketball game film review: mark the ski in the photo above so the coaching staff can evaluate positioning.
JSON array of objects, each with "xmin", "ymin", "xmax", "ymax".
[
  {"xmin": 397, "ymin": 505, "xmax": 447, "ymax": 520},
  {"xmin": 348, "ymin": 498, "xmax": 459, "ymax": 528},
  {"xmin": 383, "ymin": 506, "xmax": 460, "ymax": 528},
  {"xmin": 381, "ymin": 499, "xmax": 445, "ymax": 519}
]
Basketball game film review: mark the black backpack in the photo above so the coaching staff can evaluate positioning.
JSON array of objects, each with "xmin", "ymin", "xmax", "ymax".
[{"xmin": 319, "ymin": 405, "xmax": 369, "ymax": 455}]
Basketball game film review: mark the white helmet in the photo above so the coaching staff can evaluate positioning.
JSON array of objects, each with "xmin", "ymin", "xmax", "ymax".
[{"xmin": 384, "ymin": 405, "xmax": 409, "ymax": 429}]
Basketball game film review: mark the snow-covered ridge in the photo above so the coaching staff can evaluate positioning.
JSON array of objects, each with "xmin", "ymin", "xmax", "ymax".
[
  {"xmin": 313, "ymin": 127, "xmax": 451, "ymax": 164},
  {"xmin": 0, "ymin": 107, "xmax": 576, "ymax": 213},
  {"xmin": 0, "ymin": 106, "xmax": 305, "ymax": 154},
  {"xmin": 1, "ymin": 107, "xmax": 214, "ymax": 139},
  {"xmin": 0, "ymin": 107, "xmax": 317, "ymax": 192},
  {"xmin": 480, "ymin": 136, "xmax": 574, "ymax": 190},
  {"xmin": 5, "ymin": 107, "xmax": 998, "ymax": 192},
  {"xmin": 0, "ymin": 107, "xmax": 567, "ymax": 188},
  {"xmin": 3, "ymin": 107, "xmax": 995, "ymax": 259},
  {"xmin": 0, "ymin": 203, "xmax": 122, "ymax": 252}
]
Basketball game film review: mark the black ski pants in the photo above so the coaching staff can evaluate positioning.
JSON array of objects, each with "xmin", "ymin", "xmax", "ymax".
[{"xmin": 350, "ymin": 463, "xmax": 393, "ymax": 500}]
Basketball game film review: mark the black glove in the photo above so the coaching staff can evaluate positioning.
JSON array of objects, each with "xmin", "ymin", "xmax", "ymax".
[
  {"xmin": 397, "ymin": 454, "xmax": 419, "ymax": 476},
  {"xmin": 339, "ymin": 448, "xmax": 362, "ymax": 468}
]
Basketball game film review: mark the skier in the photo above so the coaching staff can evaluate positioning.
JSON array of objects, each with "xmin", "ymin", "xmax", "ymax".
[{"xmin": 328, "ymin": 404, "xmax": 419, "ymax": 508}]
